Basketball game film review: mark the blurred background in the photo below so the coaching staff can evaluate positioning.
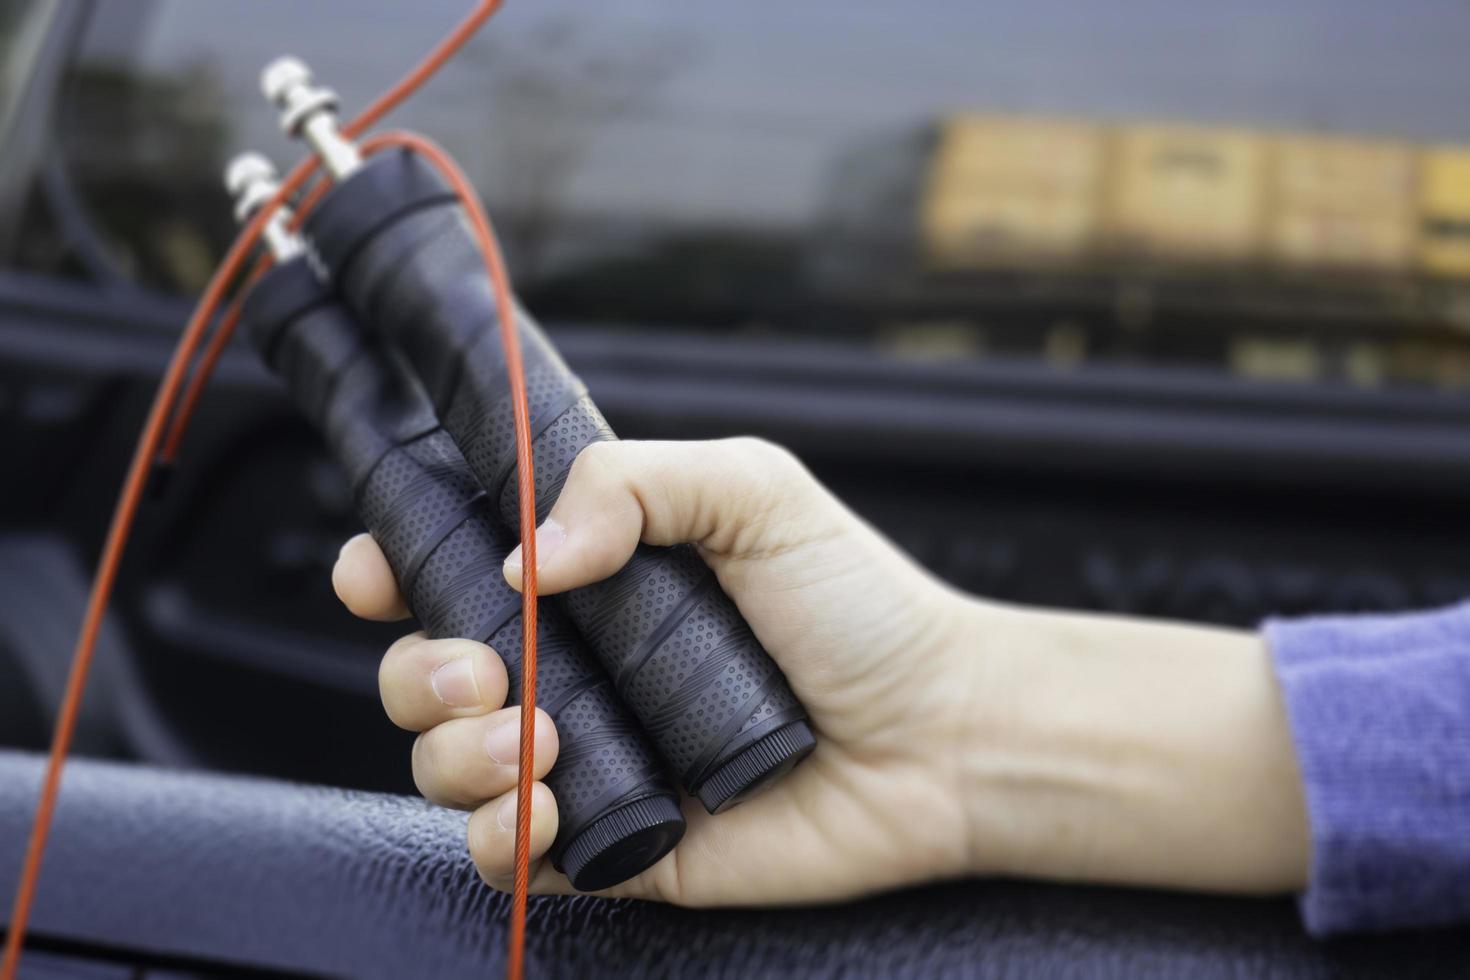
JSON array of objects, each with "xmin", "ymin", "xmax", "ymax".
[{"xmin": 4, "ymin": 0, "xmax": 1470, "ymax": 792}]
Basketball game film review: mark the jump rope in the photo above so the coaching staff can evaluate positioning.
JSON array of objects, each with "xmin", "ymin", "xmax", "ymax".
[
  {"xmin": 0, "ymin": 2, "xmax": 553, "ymax": 977},
  {"xmin": 8, "ymin": 2, "xmax": 817, "ymax": 971}
]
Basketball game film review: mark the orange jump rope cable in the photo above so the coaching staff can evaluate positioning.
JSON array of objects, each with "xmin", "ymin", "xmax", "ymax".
[
  {"xmin": 0, "ymin": 3, "xmax": 533, "ymax": 978},
  {"xmin": 157, "ymin": 181, "xmax": 325, "ymax": 465},
  {"xmin": 361, "ymin": 131, "xmax": 541, "ymax": 980},
  {"xmin": 157, "ymin": 254, "xmax": 273, "ymax": 464}
]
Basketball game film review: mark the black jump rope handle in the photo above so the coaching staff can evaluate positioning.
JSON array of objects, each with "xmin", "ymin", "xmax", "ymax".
[
  {"xmin": 305, "ymin": 150, "xmax": 815, "ymax": 812},
  {"xmin": 241, "ymin": 259, "xmax": 684, "ymax": 890}
]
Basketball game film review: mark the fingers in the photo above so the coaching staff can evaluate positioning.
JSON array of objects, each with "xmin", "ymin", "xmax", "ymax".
[
  {"xmin": 412, "ymin": 706, "xmax": 559, "ymax": 809},
  {"xmin": 379, "ymin": 633, "xmax": 509, "ymax": 731},
  {"xmin": 466, "ymin": 782, "xmax": 567, "ymax": 893},
  {"xmin": 503, "ymin": 437, "xmax": 826, "ymax": 594},
  {"xmin": 333, "ymin": 533, "xmax": 410, "ymax": 621}
]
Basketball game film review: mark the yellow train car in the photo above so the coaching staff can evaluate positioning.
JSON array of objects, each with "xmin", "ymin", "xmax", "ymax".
[
  {"xmin": 897, "ymin": 112, "xmax": 1470, "ymax": 300},
  {"xmin": 818, "ymin": 111, "xmax": 1470, "ymax": 386},
  {"xmin": 1104, "ymin": 124, "xmax": 1267, "ymax": 263},
  {"xmin": 920, "ymin": 115, "xmax": 1105, "ymax": 268},
  {"xmin": 1270, "ymin": 136, "xmax": 1417, "ymax": 272},
  {"xmin": 1418, "ymin": 147, "xmax": 1470, "ymax": 279}
]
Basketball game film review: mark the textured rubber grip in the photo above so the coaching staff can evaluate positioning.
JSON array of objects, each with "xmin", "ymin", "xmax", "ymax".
[
  {"xmin": 305, "ymin": 151, "xmax": 814, "ymax": 811},
  {"xmin": 240, "ymin": 260, "xmax": 683, "ymax": 888}
]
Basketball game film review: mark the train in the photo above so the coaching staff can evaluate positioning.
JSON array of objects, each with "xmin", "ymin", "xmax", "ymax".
[{"xmin": 811, "ymin": 115, "xmax": 1470, "ymax": 385}]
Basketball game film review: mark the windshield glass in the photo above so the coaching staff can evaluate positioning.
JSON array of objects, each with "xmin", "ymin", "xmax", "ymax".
[{"xmin": 14, "ymin": 0, "xmax": 1470, "ymax": 388}]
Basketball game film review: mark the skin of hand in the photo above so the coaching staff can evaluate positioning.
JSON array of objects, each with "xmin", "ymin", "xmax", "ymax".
[{"xmin": 333, "ymin": 437, "xmax": 1311, "ymax": 906}]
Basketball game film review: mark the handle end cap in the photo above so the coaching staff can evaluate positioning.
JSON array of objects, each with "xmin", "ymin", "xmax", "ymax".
[
  {"xmin": 694, "ymin": 721, "xmax": 816, "ymax": 814},
  {"xmin": 559, "ymin": 793, "xmax": 685, "ymax": 892}
]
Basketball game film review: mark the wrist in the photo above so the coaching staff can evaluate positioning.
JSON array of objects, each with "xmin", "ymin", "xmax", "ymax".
[
  {"xmin": 951, "ymin": 598, "xmax": 1075, "ymax": 880},
  {"xmin": 954, "ymin": 599, "xmax": 1310, "ymax": 893}
]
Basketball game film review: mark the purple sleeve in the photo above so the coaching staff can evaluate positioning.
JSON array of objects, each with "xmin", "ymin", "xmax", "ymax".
[{"xmin": 1263, "ymin": 603, "xmax": 1470, "ymax": 937}]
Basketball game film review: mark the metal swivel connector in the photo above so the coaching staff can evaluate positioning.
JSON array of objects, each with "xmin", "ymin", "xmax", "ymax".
[
  {"xmin": 259, "ymin": 56, "xmax": 362, "ymax": 179},
  {"xmin": 223, "ymin": 152, "xmax": 304, "ymax": 262}
]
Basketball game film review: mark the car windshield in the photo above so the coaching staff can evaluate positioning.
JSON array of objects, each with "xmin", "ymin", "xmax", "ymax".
[{"xmin": 12, "ymin": 0, "xmax": 1470, "ymax": 389}]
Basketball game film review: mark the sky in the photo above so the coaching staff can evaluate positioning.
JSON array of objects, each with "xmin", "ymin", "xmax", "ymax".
[{"xmin": 84, "ymin": 0, "xmax": 1470, "ymax": 230}]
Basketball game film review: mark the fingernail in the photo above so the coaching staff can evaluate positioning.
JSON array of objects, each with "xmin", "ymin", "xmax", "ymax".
[
  {"xmin": 429, "ymin": 658, "xmax": 481, "ymax": 708},
  {"xmin": 484, "ymin": 716, "xmax": 523, "ymax": 765},
  {"xmin": 496, "ymin": 792, "xmax": 518, "ymax": 831},
  {"xmin": 503, "ymin": 518, "xmax": 566, "ymax": 572}
]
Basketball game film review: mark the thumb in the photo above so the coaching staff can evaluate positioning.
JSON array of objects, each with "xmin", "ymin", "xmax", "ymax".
[{"xmin": 502, "ymin": 437, "xmax": 821, "ymax": 594}]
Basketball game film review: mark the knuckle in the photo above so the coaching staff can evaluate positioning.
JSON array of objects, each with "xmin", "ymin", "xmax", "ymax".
[
  {"xmin": 467, "ymin": 810, "xmax": 513, "ymax": 885},
  {"xmin": 409, "ymin": 734, "xmax": 430, "ymax": 793},
  {"xmin": 533, "ymin": 710, "xmax": 560, "ymax": 768},
  {"xmin": 729, "ymin": 436, "xmax": 799, "ymax": 476},
  {"xmin": 411, "ymin": 731, "xmax": 448, "ymax": 798},
  {"xmin": 380, "ymin": 692, "xmax": 411, "ymax": 731},
  {"xmin": 379, "ymin": 636, "xmax": 427, "ymax": 730},
  {"xmin": 726, "ymin": 436, "xmax": 808, "ymax": 506},
  {"xmin": 476, "ymin": 868, "xmax": 512, "ymax": 892},
  {"xmin": 570, "ymin": 440, "xmax": 621, "ymax": 483},
  {"xmin": 384, "ymin": 631, "xmax": 426, "ymax": 660},
  {"xmin": 474, "ymin": 862, "xmax": 514, "ymax": 892},
  {"xmin": 477, "ymin": 648, "xmax": 510, "ymax": 707}
]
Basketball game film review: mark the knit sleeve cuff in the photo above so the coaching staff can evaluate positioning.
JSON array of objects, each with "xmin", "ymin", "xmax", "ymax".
[{"xmin": 1263, "ymin": 602, "xmax": 1470, "ymax": 936}]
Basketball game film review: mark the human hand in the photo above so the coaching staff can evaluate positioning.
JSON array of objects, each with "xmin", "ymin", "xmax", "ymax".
[{"xmin": 333, "ymin": 437, "xmax": 982, "ymax": 905}]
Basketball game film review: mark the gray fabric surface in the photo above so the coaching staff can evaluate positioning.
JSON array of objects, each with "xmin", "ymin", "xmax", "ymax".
[
  {"xmin": 3, "ymin": 751, "xmax": 1469, "ymax": 978},
  {"xmin": 0, "ymin": 752, "xmax": 492, "ymax": 977}
]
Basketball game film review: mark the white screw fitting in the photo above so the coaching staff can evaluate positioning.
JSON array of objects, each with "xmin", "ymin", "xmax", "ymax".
[
  {"xmin": 223, "ymin": 151, "xmax": 304, "ymax": 262},
  {"xmin": 259, "ymin": 56, "xmax": 362, "ymax": 180}
]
